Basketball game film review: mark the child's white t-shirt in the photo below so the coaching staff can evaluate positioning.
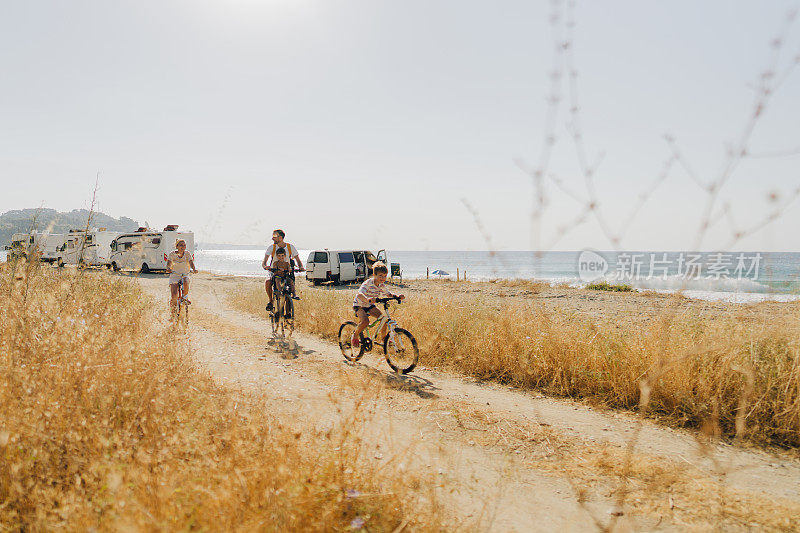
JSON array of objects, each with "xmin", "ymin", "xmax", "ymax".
[{"xmin": 353, "ymin": 277, "xmax": 391, "ymax": 307}]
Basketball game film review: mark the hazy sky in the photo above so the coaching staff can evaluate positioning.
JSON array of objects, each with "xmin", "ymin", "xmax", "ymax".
[{"xmin": 1, "ymin": 1, "xmax": 799, "ymax": 250}]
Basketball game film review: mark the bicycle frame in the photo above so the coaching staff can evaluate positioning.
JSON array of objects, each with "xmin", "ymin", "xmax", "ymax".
[{"xmin": 360, "ymin": 303, "xmax": 400, "ymax": 347}]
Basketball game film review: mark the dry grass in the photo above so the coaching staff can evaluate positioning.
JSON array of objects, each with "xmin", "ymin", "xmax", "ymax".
[
  {"xmin": 230, "ymin": 280, "xmax": 800, "ymax": 449},
  {"xmin": 0, "ymin": 261, "xmax": 442, "ymax": 531},
  {"xmin": 489, "ymin": 278, "xmax": 550, "ymax": 293}
]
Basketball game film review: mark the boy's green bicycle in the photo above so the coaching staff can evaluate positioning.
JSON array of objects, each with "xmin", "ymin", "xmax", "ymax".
[{"xmin": 338, "ymin": 296, "xmax": 419, "ymax": 374}]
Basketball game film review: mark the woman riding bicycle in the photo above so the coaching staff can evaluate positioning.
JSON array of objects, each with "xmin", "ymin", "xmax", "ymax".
[{"xmin": 166, "ymin": 239, "xmax": 197, "ymax": 315}]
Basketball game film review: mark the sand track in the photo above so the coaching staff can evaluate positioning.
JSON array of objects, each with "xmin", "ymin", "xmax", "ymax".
[{"xmin": 139, "ymin": 273, "xmax": 800, "ymax": 531}]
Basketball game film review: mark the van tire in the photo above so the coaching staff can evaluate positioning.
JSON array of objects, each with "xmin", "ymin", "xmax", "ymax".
[
  {"xmin": 312, "ymin": 279, "xmax": 321, "ymax": 286},
  {"xmin": 57, "ymin": 257, "xmax": 64, "ymax": 268},
  {"xmin": 332, "ymin": 274, "xmax": 340, "ymax": 285},
  {"xmin": 111, "ymin": 262, "xmax": 119, "ymax": 272},
  {"xmin": 140, "ymin": 263, "xmax": 150, "ymax": 274}
]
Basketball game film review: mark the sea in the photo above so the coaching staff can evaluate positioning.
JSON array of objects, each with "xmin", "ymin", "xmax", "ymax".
[
  {"xmin": 4, "ymin": 247, "xmax": 800, "ymax": 303},
  {"xmin": 191, "ymin": 248, "xmax": 800, "ymax": 304}
]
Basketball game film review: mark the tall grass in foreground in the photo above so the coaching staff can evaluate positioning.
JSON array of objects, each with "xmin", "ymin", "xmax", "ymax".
[
  {"xmin": 0, "ymin": 261, "xmax": 441, "ymax": 531},
  {"xmin": 231, "ymin": 282, "xmax": 800, "ymax": 449}
]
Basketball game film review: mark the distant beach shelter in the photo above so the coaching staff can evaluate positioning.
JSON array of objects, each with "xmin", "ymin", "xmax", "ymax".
[{"xmin": 431, "ymin": 269, "xmax": 449, "ymax": 277}]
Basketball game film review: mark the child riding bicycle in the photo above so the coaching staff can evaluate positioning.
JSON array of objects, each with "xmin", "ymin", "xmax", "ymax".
[
  {"xmin": 269, "ymin": 248, "xmax": 299, "ymax": 301},
  {"xmin": 166, "ymin": 239, "xmax": 197, "ymax": 315},
  {"xmin": 351, "ymin": 262, "xmax": 404, "ymax": 348}
]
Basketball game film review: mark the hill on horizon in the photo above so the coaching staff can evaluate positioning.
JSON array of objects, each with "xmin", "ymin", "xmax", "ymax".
[{"xmin": 0, "ymin": 208, "xmax": 139, "ymax": 246}]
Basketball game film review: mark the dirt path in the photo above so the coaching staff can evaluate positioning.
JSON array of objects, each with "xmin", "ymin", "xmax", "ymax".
[{"xmin": 139, "ymin": 273, "xmax": 800, "ymax": 531}]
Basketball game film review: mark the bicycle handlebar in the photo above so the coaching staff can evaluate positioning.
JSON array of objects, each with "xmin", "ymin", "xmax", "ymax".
[{"xmin": 375, "ymin": 296, "xmax": 403, "ymax": 304}]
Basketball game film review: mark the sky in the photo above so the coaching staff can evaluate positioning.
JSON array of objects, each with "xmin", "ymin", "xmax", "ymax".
[{"xmin": 1, "ymin": 0, "xmax": 799, "ymax": 251}]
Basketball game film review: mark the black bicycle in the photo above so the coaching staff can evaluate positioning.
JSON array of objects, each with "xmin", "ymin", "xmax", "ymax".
[{"xmin": 267, "ymin": 267, "xmax": 299, "ymax": 340}]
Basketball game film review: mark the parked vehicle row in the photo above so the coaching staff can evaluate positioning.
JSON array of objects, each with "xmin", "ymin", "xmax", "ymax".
[{"xmin": 3, "ymin": 225, "xmax": 194, "ymax": 273}]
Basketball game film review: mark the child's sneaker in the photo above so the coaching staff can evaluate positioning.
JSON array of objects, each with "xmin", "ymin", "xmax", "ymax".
[
  {"xmin": 266, "ymin": 302, "xmax": 274, "ymax": 312},
  {"xmin": 292, "ymin": 295, "xmax": 300, "ymax": 300}
]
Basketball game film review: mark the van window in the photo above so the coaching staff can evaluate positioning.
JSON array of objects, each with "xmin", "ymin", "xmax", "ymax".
[
  {"xmin": 338, "ymin": 252, "xmax": 354, "ymax": 263},
  {"xmin": 313, "ymin": 251, "xmax": 329, "ymax": 263}
]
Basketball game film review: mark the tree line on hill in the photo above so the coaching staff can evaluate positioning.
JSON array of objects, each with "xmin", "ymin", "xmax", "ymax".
[{"xmin": 0, "ymin": 208, "xmax": 139, "ymax": 246}]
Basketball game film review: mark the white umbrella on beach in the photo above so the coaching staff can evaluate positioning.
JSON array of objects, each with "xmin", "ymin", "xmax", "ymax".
[{"xmin": 431, "ymin": 269, "xmax": 449, "ymax": 277}]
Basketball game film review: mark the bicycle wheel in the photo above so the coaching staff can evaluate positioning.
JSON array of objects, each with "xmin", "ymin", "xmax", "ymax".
[
  {"xmin": 283, "ymin": 297, "xmax": 294, "ymax": 337},
  {"xmin": 338, "ymin": 321, "xmax": 365, "ymax": 362},
  {"xmin": 180, "ymin": 301, "xmax": 189, "ymax": 332},
  {"xmin": 277, "ymin": 295, "xmax": 286, "ymax": 337},
  {"xmin": 384, "ymin": 328, "xmax": 419, "ymax": 374}
]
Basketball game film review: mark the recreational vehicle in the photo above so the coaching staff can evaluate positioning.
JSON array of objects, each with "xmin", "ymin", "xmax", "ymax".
[
  {"xmin": 109, "ymin": 226, "xmax": 194, "ymax": 273},
  {"xmin": 7, "ymin": 233, "xmax": 35, "ymax": 261},
  {"xmin": 305, "ymin": 249, "xmax": 387, "ymax": 285},
  {"xmin": 6, "ymin": 232, "xmax": 55, "ymax": 261},
  {"xmin": 55, "ymin": 229, "xmax": 121, "ymax": 268}
]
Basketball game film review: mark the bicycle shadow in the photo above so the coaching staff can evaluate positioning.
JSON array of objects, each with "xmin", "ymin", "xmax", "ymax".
[
  {"xmin": 385, "ymin": 371, "xmax": 439, "ymax": 399},
  {"xmin": 346, "ymin": 362, "xmax": 440, "ymax": 399},
  {"xmin": 265, "ymin": 336, "xmax": 316, "ymax": 360}
]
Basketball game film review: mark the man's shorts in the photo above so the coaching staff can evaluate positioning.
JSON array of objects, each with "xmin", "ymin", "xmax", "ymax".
[{"xmin": 169, "ymin": 273, "xmax": 190, "ymax": 285}]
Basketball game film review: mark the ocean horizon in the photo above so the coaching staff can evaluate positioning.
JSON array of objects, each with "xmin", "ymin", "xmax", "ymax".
[
  {"xmin": 193, "ymin": 248, "xmax": 800, "ymax": 304},
  {"xmin": 4, "ymin": 246, "xmax": 799, "ymax": 303}
]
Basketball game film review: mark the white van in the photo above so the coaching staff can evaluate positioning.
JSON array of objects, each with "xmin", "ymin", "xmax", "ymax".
[
  {"xmin": 56, "ymin": 229, "xmax": 121, "ymax": 268},
  {"xmin": 306, "ymin": 249, "xmax": 386, "ymax": 285},
  {"xmin": 109, "ymin": 226, "xmax": 194, "ymax": 273}
]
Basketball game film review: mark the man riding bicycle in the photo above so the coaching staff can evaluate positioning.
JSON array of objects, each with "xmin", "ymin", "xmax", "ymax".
[{"xmin": 262, "ymin": 229, "xmax": 304, "ymax": 312}]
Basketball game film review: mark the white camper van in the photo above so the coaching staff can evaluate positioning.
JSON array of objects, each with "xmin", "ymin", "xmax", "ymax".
[
  {"xmin": 6, "ymin": 232, "xmax": 70, "ymax": 263},
  {"xmin": 6, "ymin": 232, "xmax": 56, "ymax": 261},
  {"xmin": 306, "ymin": 249, "xmax": 386, "ymax": 285},
  {"xmin": 55, "ymin": 229, "xmax": 121, "ymax": 268},
  {"xmin": 7, "ymin": 233, "xmax": 36, "ymax": 261},
  {"xmin": 109, "ymin": 226, "xmax": 194, "ymax": 273}
]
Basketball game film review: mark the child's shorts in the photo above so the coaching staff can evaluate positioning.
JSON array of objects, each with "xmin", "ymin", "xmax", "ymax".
[{"xmin": 353, "ymin": 305, "xmax": 377, "ymax": 316}]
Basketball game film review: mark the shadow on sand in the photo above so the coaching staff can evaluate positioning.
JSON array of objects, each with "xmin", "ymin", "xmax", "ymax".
[
  {"xmin": 265, "ymin": 335, "xmax": 317, "ymax": 360},
  {"xmin": 343, "ymin": 361, "xmax": 439, "ymax": 399}
]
